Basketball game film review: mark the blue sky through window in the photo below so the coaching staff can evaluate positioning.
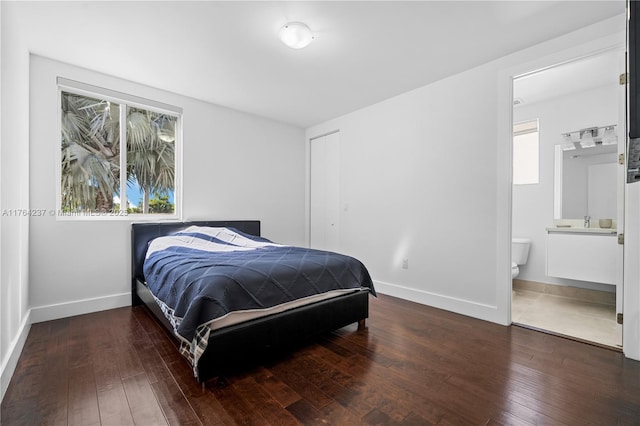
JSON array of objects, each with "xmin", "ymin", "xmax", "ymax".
[{"xmin": 113, "ymin": 176, "xmax": 174, "ymax": 209}]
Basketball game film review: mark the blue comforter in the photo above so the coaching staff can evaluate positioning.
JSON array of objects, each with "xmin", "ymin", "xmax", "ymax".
[{"xmin": 143, "ymin": 226, "xmax": 375, "ymax": 344}]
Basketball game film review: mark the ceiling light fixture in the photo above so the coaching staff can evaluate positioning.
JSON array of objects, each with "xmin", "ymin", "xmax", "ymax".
[{"xmin": 279, "ymin": 22, "xmax": 314, "ymax": 49}]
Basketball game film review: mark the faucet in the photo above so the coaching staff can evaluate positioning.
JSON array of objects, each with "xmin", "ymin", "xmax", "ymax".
[{"xmin": 584, "ymin": 215, "xmax": 591, "ymax": 228}]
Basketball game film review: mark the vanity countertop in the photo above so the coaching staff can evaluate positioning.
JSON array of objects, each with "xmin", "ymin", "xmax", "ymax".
[{"xmin": 546, "ymin": 226, "xmax": 617, "ymax": 234}]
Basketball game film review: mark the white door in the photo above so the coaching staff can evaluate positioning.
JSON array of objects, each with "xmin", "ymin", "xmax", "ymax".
[{"xmin": 310, "ymin": 132, "xmax": 340, "ymax": 252}]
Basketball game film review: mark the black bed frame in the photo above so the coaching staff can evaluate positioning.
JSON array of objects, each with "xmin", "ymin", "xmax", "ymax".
[{"xmin": 131, "ymin": 220, "xmax": 370, "ymax": 383}]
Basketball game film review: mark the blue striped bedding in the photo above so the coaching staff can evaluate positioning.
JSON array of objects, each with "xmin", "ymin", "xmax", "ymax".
[{"xmin": 143, "ymin": 226, "xmax": 375, "ymax": 373}]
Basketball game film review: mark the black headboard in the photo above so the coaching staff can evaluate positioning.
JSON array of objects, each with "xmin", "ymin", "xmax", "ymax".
[{"xmin": 131, "ymin": 220, "xmax": 261, "ymax": 304}]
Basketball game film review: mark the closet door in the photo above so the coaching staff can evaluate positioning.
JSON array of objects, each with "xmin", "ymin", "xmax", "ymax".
[{"xmin": 310, "ymin": 132, "xmax": 340, "ymax": 252}]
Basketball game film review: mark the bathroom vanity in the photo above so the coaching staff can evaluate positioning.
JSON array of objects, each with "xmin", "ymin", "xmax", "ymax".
[
  {"xmin": 550, "ymin": 143, "xmax": 622, "ymax": 297},
  {"xmin": 544, "ymin": 134, "xmax": 623, "ymax": 320},
  {"xmin": 546, "ymin": 226, "xmax": 617, "ymax": 285}
]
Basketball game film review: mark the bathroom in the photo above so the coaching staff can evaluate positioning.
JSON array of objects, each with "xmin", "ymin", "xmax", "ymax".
[{"xmin": 511, "ymin": 47, "xmax": 623, "ymax": 349}]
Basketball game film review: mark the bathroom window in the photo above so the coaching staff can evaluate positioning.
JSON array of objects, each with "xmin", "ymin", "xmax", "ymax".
[{"xmin": 513, "ymin": 119, "xmax": 539, "ymax": 185}]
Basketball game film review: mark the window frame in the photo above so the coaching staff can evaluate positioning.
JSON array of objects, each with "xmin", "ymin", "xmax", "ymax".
[{"xmin": 56, "ymin": 77, "xmax": 183, "ymax": 221}]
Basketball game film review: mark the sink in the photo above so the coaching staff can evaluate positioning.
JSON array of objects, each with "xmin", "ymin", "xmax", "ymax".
[{"xmin": 546, "ymin": 226, "xmax": 616, "ymax": 234}]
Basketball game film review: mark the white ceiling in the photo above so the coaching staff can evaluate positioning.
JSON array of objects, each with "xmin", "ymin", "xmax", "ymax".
[{"xmin": 13, "ymin": 1, "xmax": 626, "ymax": 128}]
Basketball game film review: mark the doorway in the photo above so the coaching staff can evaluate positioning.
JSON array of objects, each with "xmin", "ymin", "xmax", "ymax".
[
  {"xmin": 510, "ymin": 48, "xmax": 625, "ymax": 349},
  {"xmin": 309, "ymin": 131, "xmax": 340, "ymax": 252}
]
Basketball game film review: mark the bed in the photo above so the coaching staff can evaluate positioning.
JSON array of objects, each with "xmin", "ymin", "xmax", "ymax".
[{"xmin": 131, "ymin": 220, "xmax": 375, "ymax": 383}]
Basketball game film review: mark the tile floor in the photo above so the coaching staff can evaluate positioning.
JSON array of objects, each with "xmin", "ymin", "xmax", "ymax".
[{"xmin": 512, "ymin": 287, "xmax": 622, "ymax": 349}]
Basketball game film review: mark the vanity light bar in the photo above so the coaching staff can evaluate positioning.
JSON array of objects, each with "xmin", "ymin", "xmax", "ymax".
[{"xmin": 559, "ymin": 124, "xmax": 617, "ymax": 151}]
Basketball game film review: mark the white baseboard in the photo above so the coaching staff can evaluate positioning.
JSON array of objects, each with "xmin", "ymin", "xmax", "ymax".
[
  {"xmin": 1, "ymin": 293, "xmax": 131, "ymax": 402},
  {"xmin": 373, "ymin": 280, "xmax": 503, "ymax": 324},
  {"xmin": 30, "ymin": 292, "xmax": 131, "ymax": 324},
  {"xmin": 1, "ymin": 310, "xmax": 31, "ymax": 402}
]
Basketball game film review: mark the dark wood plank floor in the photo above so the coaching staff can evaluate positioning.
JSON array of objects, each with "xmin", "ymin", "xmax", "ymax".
[{"xmin": 3, "ymin": 294, "xmax": 640, "ymax": 425}]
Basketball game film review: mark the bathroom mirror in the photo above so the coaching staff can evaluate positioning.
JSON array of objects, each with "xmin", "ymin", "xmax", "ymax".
[{"xmin": 554, "ymin": 144, "xmax": 617, "ymax": 219}]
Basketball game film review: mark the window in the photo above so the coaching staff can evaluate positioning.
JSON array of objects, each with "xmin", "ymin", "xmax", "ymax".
[
  {"xmin": 513, "ymin": 119, "xmax": 539, "ymax": 185},
  {"xmin": 58, "ymin": 78, "xmax": 181, "ymax": 219}
]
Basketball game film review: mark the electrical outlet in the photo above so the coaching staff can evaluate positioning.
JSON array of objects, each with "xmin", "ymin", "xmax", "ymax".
[{"xmin": 402, "ymin": 258, "xmax": 409, "ymax": 269}]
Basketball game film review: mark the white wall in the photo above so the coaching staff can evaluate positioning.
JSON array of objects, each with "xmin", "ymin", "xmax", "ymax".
[
  {"xmin": 513, "ymin": 84, "xmax": 618, "ymax": 292},
  {"xmin": 0, "ymin": 0, "xmax": 3, "ymax": 397},
  {"xmin": 307, "ymin": 65, "xmax": 503, "ymax": 322},
  {"xmin": 2, "ymin": 42, "xmax": 304, "ymax": 405},
  {"xmin": 29, "ymin": 55, "xmax": 305, "ymax": 316},
  {"xmin": 1, "ymin": 1, "xmax": 32, "ymax": 399},
  {"xmin": 306, "ymin": 16, "xmax": 627, "ymax": 328}
]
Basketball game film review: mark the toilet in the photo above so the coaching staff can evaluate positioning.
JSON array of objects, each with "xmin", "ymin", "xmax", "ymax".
[{"xmin": 511, "ymin": 237, "xmax": 531, "ymax": 279}]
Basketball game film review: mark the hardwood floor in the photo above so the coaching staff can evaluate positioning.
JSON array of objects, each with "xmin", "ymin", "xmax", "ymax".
[{"xmin": 2, "ymin": 294, "xmax": 640, "ymax": 425}]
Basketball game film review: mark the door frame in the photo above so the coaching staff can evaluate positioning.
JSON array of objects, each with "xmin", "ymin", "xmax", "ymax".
[
  {"xmin": 497, "ymin": 34, "xmax": 629, "ymax": 345},
  {"xmin": 515, "ymin": 47, "xmax": 626, "ymax": 322},
  {"xmin": 309, "ymin": 130, "xmax": 341, "ymax": 251},
  {"xmin": 306, "ymin": 129, "xmax": 340, "ymax": 248}
]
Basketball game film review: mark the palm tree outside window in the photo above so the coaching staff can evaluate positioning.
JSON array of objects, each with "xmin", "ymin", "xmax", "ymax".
[{"xmin": 59, "ymin": 81, "xmax": 181, "ymax": 218}]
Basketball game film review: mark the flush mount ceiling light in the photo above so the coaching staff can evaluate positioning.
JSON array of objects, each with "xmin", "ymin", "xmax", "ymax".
[{"xmin": 279, "ymin": 22, "xmax": 314, "ymax": 49}]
